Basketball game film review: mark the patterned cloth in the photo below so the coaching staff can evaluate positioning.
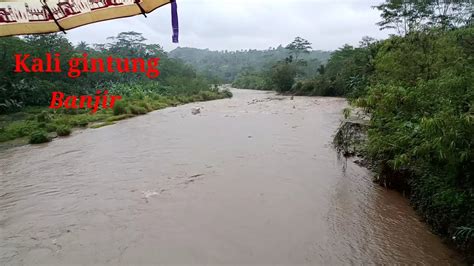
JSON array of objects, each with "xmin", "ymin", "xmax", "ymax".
[{"xmin": 0, "ymin": 0, "xmax": 179, "ymax": 43}]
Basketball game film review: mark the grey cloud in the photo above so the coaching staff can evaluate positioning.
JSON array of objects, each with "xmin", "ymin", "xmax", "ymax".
[{"xmin": 66, "ymin": 0, "xmax": 392, "ymax": 51}]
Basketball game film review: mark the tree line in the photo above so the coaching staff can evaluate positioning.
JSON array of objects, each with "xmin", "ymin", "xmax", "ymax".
[{"xmin": 169, "ymin": 45, "xmax": 331, "ymax": 83}]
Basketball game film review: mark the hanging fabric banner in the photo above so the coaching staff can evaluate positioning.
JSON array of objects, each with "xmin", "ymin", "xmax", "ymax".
[{"xmin": 0, "ymin": 0, "xmax": 178, "ymax": 42}]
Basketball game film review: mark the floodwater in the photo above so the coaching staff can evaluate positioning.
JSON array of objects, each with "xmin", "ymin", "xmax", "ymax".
[{"xmin": 0, "ymin": 89, "xmax": 461, "ymax": 264}]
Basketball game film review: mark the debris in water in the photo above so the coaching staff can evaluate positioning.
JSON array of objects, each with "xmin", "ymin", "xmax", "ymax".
[
  {"xmin": 192, "ymin": 108, "xmax": 201, "ymax": 115},
  {"xmin": 248, "ymin": 97, "xmax": 285, "ymax": 105},
  {"xmin": 142, "ymin": 191, "xmax": 159, "ymax": 198},
  {"xmin": 142, "ymin": 190, "xmax": 160, "ymax": 203},
  {"xmin": 182, "ymin": 174, "xmax": 204, "ymax": 185}
]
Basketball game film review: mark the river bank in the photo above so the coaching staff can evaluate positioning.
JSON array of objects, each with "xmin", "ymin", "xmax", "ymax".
[
  {"xmin": 0, "ymin": 88, "xmax": 232, "ymax": 148},
  {"xmin": 0, "ymin": 89, "xmax": 461, "ymax": 264},
  {"xmin": 333, "ymin": 106, "xmax": 473, "ymax": 263}
]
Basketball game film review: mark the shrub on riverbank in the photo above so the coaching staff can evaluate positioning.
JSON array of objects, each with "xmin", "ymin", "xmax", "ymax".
[
  {"xmin": 56, "ymin": 125, "xmax": 72, "ymax": 136},
  {"xmin": 232, "ymin": 72, "xmax": 271, "ymax": 91},
  {"xmin": 113, "ymin": 100, "xmax": 128, "ymax": 115},
  {"xmin": 29, "ymin": 130, "xmax": 50, "ymax": 144},
  {"xmin": 221, "ymin": 89, "xmax": 233, "ymax": 98}
]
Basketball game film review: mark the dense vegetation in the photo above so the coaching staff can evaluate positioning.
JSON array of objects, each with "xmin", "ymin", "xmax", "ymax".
[
  {"xmin": 361, "ymin": 27, "xmax": 473, "ymax": 254},
  {"xmin": 0, "ymin": 31, "xmax": 231, "ymax": 144},
  {"xmin": 218, "ymin": 0, "xmax": 474, "ymax": 258},
  {"xmin": 360, "ymin": 2, "xmax": 473, "ymax": 257},
  {"xmin": 169, "ymin": 46, "xmax": 331, "ymax": 83}
]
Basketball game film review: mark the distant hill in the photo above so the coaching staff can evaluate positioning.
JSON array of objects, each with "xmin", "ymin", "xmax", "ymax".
[{"xmin": 169, "ymin": 46, "xmax": 332, "ymax": 82}]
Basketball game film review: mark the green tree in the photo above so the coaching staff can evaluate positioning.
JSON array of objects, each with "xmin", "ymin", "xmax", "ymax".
[
  {"xmin": 270, "ymin": 62, "xmax": 297, "ymax": 93},
  {"xmin": 285, "ymin": 37, "xmax": 312, "ymax": 61},
  {"xmin": 106, "ymin": 31, "xmax": 147, "ymax": 57},
  {"xmin": 75, "ymin": 41, "xmax": 90, "ymax": 53},
  {"xmin": 374, "ymin": 0, "xmax": 473, "ymax": 35}
]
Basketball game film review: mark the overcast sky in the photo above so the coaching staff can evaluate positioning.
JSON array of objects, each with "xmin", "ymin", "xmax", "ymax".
[{"xmin": 66, "ymin": 0, "xmax": 392, "ymax": 52}]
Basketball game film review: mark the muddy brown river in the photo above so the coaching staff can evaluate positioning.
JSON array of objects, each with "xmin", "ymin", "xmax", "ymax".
[{"xmin": 0, "ymin": 89, "xmax": 461, "ymax": 264}]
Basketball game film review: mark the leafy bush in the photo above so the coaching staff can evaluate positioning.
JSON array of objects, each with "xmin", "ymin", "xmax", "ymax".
[
  {"xmin": 56, "ymin": 125, "xmax": 72, "ymax": 136},
  {"xmin": 36, "ymin": 111, "xmax": 52, "ymax": 122},
  {"xmin": 113, "ymin": 100, "xmax": 129, "ymax": 115},
  {"xmin": 138, "ymin": 101, "xmax": 154, "ymax": 112},
  {"xmin": 233, "ymin": 72, "xmax": 270, "ymax": 90},
  {"xmin": 0, "ymin": 99, "xmax": 23, "ymax": 113},
  {"xmin": 129, "ymin": 105, "xmax": 148, "ymax": 115},
  {"xmin": 270, "ymin": 62, "xmax": 297, "ymax": 93},
  {"xmin": 197, "ymin": 91, "xmax": 217, "ymax": 101},
  {"xmin": 221, "ymin": 89, "xmax": 233, "ymax": 98},
  {"xmin": 74, "ymin": 119, "xmax": 89, "ymax": 127},
  {"xmin": 45, "ymin": 123, "xmax": 57, "ymax": 132},
  {"xmin": 29, "ymin": 130, "xmax": 50, "ymax": 144},
  {"xmin": 4, "ymin": 121, "xmax": 38, "ymax": 139}
]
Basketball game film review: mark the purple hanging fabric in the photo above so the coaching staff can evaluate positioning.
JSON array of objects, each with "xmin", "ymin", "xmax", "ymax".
[{"xmin": 171, "ymin": 0, "xmax": 179, "ymax": 43}]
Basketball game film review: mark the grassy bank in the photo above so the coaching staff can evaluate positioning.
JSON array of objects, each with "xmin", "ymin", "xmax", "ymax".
[{"xmin": 0, "ymin": 88, "xmax": 232, "ymax": 145}]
